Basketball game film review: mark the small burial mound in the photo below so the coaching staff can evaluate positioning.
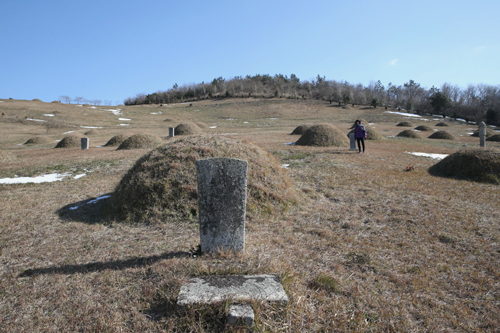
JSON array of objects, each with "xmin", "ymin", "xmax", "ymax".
[
  {"xmin": 174, "ymin": 122, "xmax": 202, "ymax": 135},
  {"xmin": 106, "ymin": 135, "xmax": 297, "ymax": 223},
  {"xmin": 55, "ymin": 135, "xmax": 82, "ymax": 148},
  {"xmin": 195, "ymin": 122, "xmax": 209, "ymax": 129},
  {"xmin": 471, "ymin": 128, "xmax": 495, "ymax": 138},
  {"xmin": 347, "ymin": 125, "xmax": 384, "ymax": 141},
  {"xmin": 397, "ymin": 130, "xmax": 421, "ymax": 139},
  {"xmin": 290, "ymin": 125, "xmax": 310, "ymax": 135},
  {"xmin": 486, "ymin": 134, "xmax": 500, "ymax": 142},
  {"xmin": 397, "ymin": 121, "xmax": 413, "ymax": 127},
  {"xmin": 24, "ymin": 136, "xmax": 53, "ymax": 145},
  {"xmin": 84, "ymin": 129, "xmax": 100, "ymax": 136},
  {"xmin": 104, "ymin": 133, "xmax": 132, "ymax": 147},
  {"xmin": 116, "ymin": 134, "xmax": 162, "ymax": 150},
  {"xmin": 428, "ymin": 131, "xmax": 456, "ymax": 140},
  {"xmin": 296, "ymin": 124, "xmax": 349, "ymax": 147},
  {"xmin": 429, "ymin": 148, "xmax": 500, "ymax": 184},
  {"xmin": 349, "ymin": 119, "xmax": 369, "ymax": 129},
  {"xmin": 435, "ymin": 122, "xmax": 450, "ymax": 127},
  {"xmin": 0, "ymin": 150, "xmax": 16, "ymax": 162},
  {"xmin": 415, "ymin": 125, "xmax": 433, "ymax": 131}
]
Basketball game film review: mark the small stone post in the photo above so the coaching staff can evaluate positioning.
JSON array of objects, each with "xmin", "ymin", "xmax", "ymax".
[
  {"xmin": 349, "ymin": 133, "xmax": 357, "ymax": 151},
  {"xmin": 169, "ymin": 127, "xmax": 175, "ymax": 138},
  {"xmin": 81, "ymin": 137, "xmax": 89, "ymax": 150},
  {"xmin": 479, "ymin": 121, "xmax": 486, "ymax": 147},
  {"xmin": 196, "ymin": 158, "xmax": 248, "ymax": 253}
]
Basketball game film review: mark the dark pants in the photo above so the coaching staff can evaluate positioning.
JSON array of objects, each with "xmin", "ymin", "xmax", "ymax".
[{"xmin": 356, "ymin": 137, "xmax": 365, "ymax": 152}]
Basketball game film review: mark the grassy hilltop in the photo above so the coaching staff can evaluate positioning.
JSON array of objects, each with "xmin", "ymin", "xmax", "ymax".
[{"xmin": 1, "ymin": 97, "xmax": 500, "ymax": 331}]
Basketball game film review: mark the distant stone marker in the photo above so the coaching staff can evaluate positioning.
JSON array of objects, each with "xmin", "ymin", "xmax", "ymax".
[
  {"xmin": 479, "ymin": 122, "xmax": 486, "ymax": 147},
  {"xmin": 196, "ymin": 158, "xmax": 247, "ymax": 253},
  {"xmin": 81, "ymin": 137, "xmax": 89, "ymax": 150},
  {"xmin": 349, "ymin": 133, "xmax": 357, "ymax": 151},
  {"xmin": 169, "ymin": 127, "xmax": 175, "ymax": 137}
]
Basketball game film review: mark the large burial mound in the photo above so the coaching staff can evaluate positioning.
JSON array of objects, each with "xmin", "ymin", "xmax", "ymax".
[
  {"xmin": 291, "ymin": 124, "xmax": 311, "ymax": 135},
  {"xmin": 429, "ymin": 148, "xmax": 500, "ymax": 184},
  {"xmin": 195, "ymin": 122, "xmax": 209, "ymax": 129},
  {"xmin": 428, "ymin": 131, "xmax": 456, "ymax": 140},
  {"xmin": 471, "ymin": 128, "xmax": 496, "ymax": 138},
  {"xmin": 174, "ymin": 122, "xmax": 202, "ymax": 135},
  {"xmin": 106, "ymin": 135, "xmax": 297, "ymax": 223},
  {"xmin": 55, "ymin": 135, "xmax": 82, "ymax": 148},
  {"xmin": 116, "ymin": 134, "xmax": 162, "ymax": 150},
  {"xmin": 397, "ymin": 121, "xmax": 413, "ymax": 127},
  {"xmin": 24, "ymin": 136, "xmax": 53, "ymax": 145},
  {"xmin": 84, "ymin": 129, "xmax": 100, "ymax": 136},
  {"xmin": 0, "ymin": 150, "xmax": 16, "ymax": 162},
  {"xmin": 486, "ymin": 134, "xmax": 500, "ymax": 142},
  {"xmin": 296, "ymin": 123, "xmax": 349, "ymax": 147},
  {"xmin": 347, "ymin": 125, "xmax": 384, "ymax": 141},
  {"xmin": 397, "ymin": 130, "xmax": 421, "ymax": 139},
  {"xmin": 415, "ymin": 125, "xmax": 433, "ymax": 131},
  {"xmin": 435, "ymin": 122, "xmax": 450, "ymax": 127},
  {"xmin": 105, "ymin": 133, "xmax": 132, "ymax": 147}
]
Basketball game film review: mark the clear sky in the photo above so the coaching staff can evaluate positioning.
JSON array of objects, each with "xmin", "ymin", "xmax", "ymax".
[{"xmin": 1, "ymin": 0, "xmax": 498, "ymax": 104}]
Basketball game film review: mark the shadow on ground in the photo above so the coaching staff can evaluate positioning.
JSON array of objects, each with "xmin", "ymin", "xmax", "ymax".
[
  {"xmin": 56, "ymin": 193, "xmax": 113, "ymax": 224},
  {"xmin": 19, "ymin": 251, "xmax": 191, "ymax": 277}
]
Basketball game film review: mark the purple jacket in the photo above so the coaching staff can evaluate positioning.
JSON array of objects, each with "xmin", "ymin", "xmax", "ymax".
[{"xmin": 354, "ymin": 124, "xmax": 366, "ymax": 139}]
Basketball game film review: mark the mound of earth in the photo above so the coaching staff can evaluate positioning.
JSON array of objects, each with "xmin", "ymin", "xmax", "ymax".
[
  {"xmin": 175, "ymin": 122, "xmax": 202, "ymax": 135},
  {"xmin": 55, "ymin": 135, "xmax": 82, "ymax": 148},
  {"xmin": 296, "ymin": 124, "xmax": 349, "ymax": 147},
  {"xmin": 24, "ymin": 136, "xmax": 53, "ymax": 145},
  {"xmin": 415, "ymin": 125, "xmax": 433, "ymax": 131},
  {"xmin": 349, "ymin": 119, "xmax": 369, "ymax": 129},
  {"xmin": 84, "ymin": 129, "xmax": 100, "ymax": 136},
  {"xmin": 195, "ymin": 122, "xmax": 209, "ymax": 129},
  {"xmin": 428, "ymin": 131, "xmax": 456, "ymax": 140},
  {"xmin": 31, "ymin": 99, "xmax": 42, "ymax": 102},
  {"xmin": 106, "ymin": 135, "xmax": 297, "ymax": 223},
  {"xmin": 0, "ymin": 150, "xmax": 16, "ymax": 162},
  {"xmin": 397, "ymin": 130, "xmax": 421, "ymax": 139},
  {"xmin": 429, "ymin": 148, "xmax": 500, "ymax": 184},
  {"xmin": 291, "ymin": 125, "xmax": 311, "ymax": 135},
  {"xmin": 105, "ymin": 133, "xmax": 132, "ymax": 147},
  {"xmin": 51, "ymin": 100, "xmax": 61, "ymax": 103},
  {"xmin": 397, "ymin": 121, "xmax": 413, "ymax": 127},
  {"xmin": 435, "ymin": 122, "xmax": 450, "ymax": 127},
  {"xmin": 471, "ymin": 128, "xmax": 495, "ymax": 137},
  {"xmin": 486, "ymin": 134, "xmax": 500, "ymax": 142},
  {"xmin": 116, "ymin": 134, "xmax": 162, "ymax": 150},
  {"xmin": 347, "ymin": 125, "xmax": 384, "ymax": 141}
]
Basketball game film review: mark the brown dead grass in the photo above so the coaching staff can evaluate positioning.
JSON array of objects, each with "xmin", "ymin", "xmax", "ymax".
[
  {"xmin": 24, "ymin": 136, "xmax": 53, "ymax": 145},
  {"xmin": 0, "ymin": 150, "xmax": 17, "ymax": 161},
  {"xmin": 84, "ymin": 129, "xmax": 100, "ymax": 136}
]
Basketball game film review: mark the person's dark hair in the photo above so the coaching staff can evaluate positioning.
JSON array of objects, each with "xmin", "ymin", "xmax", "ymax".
[{"xmin": 355, "ymin": 119, "xmax": 361, "ymax": 124}]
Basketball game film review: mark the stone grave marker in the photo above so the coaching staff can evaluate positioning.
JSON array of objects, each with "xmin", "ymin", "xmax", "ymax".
[
  {"xmin": 479, "ymin": 121, "xmax": 486, "ymax": 147},
  {"xmin": 196, "ymin": 158, "xmax": 247, "ymax": 253},
  {"xmin": 81, "ymin": 137, "xmax": 89, "ymax": 150},
  {"xmin": 169, "ymin": 127, "xmax": 175, "ymax": 137},
  {"xmin": 349, "ymin": 133, "xmax": 357, "ymax": 151}
]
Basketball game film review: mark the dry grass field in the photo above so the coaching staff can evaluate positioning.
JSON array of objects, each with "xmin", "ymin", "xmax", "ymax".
[{"xmin": 1, "ymin": 98, "xmax": 500, "ymax": 332}]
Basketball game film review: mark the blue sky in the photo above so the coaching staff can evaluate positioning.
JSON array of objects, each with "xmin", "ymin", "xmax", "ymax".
[{"xmin": 1, "ymin": 0, "xmax": 498, "ymax": 104}]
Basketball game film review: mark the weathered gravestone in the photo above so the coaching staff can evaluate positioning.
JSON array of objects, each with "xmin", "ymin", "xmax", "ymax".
[
  {"xmin": 349, "ymin": 133, "xmax": 357, "ymax": 151},
  {"xmin": 169, "ymin": 127, "xmax": 175, "ymax": 138},
  {"xmin": 227, "ymin": 304, "xmax": 254, "ymax": 327},
  {"xmin": 196, "ymin": 158, "xmax": 247, "ymax": 253},
  {"xmin": 81, "ymin": 137, "xmax": 89, "ymax": 150},
  {"xmin": 479, "ymin": 121, "xmax": 486, "ymax": 147}
]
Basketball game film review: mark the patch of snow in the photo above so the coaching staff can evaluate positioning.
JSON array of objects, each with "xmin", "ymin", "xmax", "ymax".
[
  {"xmin": 456, "ymin": 118, "xmax": 467, "ymax": 122},
  {"xmin": 432, "ymin": 114, "xmax": 444, "ymax": 118},
  {"xmin": 466, "ymin": 132, "xmax": 474, "ymax": 135},
  {"xmin": 70, "ymin": 195, "xmax": 111, "ymax": 210},
  {"xmin": 226, "ymin": 118, "xmax": 236, "ymax": 120},
  {"xmin": 209, "ymin": 126, "xmax": 217, "ymax": 129},
  {"xmin": 26, "ymin": 118, "xmax": 47, "ymax": 122},
  {"xmin": 43, "ymin": 114, "xmax": 55, "ymax": 117},
  {"xmin": 118, "ymin": 124, "xmax": 130, "ymax": 126},
  {"xmin": 76, "ymin": 105, "xmax": 83, "ymax": 107},
  {"xmin": 0, "ymin": 172, "xmax": 71, "ymax": 184},
  {"xmin": 269, "ymin": 118, "xmax": 279, "ymax": 120},
  {"xmin": 470, "ymin": 121, "xmax": 477, "ymax": 125},
  {"xmin": 73, "ymin": 173, "xmax": 86, "ymax": 179},
  {"xmin": 150, "ymin": 112, "xmax": 162, "ymax": 115},
  {"xmin": 243, "ymin": 122, "xmax": 249, "ymax": 124},
  {"xmin": 89, "ymin": 106, "xmax": 96, "ymax": 109},
  {"xmin": 284, "ymin": 142, "xmax": 296, "ymax": 145},
  {"xmin": 281, "ymin": 164, "xmax": 290, "ymax": 169},
  {"xmin": 81, "ymin": 126, "xmax": 103, "ymax": 129},
  {"xmin": 194, "ymin": 109, "xmax": 200, "ymax": 112},
  {"xmin": 384, "ymin": 111, "xmax": 421, "ymax": 118},
  {"xmin": 0, "ymin": 101, "xmax": 3, "ymax": 103},
  {"xmin": 369, "ymin": 123, "xmax": 375, "ymax": 125},
  {"xmin": 102, "ymin": 108, "xmax": 122, "ymax": 116},
  {"xmin": 17, "ymin": 143, "xmax": 24, "ymax": 145},
  {"xmin": 96, "ymin": 145, "xmax": 104, "ymax": 148},
  {"xmin": 63, "ymin": 130, "xmax": 75, "ymax": 134},
  {"xmin": 405, "ymin": 152, "xmax": 448, "ymax": 160},
  {"xmin": 118, "ymin": 118, "xmax": 131, "ymax": 121}
]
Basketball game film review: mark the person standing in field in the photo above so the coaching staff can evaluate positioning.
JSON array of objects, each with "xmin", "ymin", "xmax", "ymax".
[{"xmin": 354, "ymin": 119, "xmax": 366, "ymax": 153}]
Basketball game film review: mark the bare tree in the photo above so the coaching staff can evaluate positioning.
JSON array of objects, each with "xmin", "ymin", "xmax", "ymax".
[
  {"xmin": 73, "ymin": 96, "xmax": 84, "ymax": 104},
  {"xmin": 59, "ymin": 95, "xmax": 71, "ymax": 104}
]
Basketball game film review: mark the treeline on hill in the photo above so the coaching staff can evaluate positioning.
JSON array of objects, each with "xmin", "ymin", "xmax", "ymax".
[{"xmin": 124, "ymin": 74, "xmax": 500, "ymax": 125}]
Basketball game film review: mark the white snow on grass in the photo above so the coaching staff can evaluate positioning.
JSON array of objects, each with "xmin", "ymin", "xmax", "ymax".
[
  {"xmin": 69, "ymin": 195, "xmax": 111, "ymax": 210},
  {"xmin": 150, "ymin": 112, "xmax": 162, "ymax": 115},
  {"xmin": 89, "ymin": 106, "xmax": 96, "ymax": 109},
  {"xmin": 385, "ymin": 111, "xmax": 422, "ymax": 118},
  {"xmin": 76, "ymin": 105, "xmax": 83, "ymax": 107},
  {"xmin": 281, "ymin": 164, "xmax": 290, "ymax": 169},
  {"xmin": 43, "ymin": 114, "xmax": 55, "ymax": 117},
  {"xmin": 226, "ymin": 118, "xmax": 236, "ymax": 120},
  {"xmin": 118, "ymin": 118, "xmax": 131, "ymax": 121},
  {"xmin": 26, "ymin": 118, "xmax": 47, "ymax": 122},
  {"xmin": 284, "ymin": 142, "xmax": 296, "ymax": 145},
  {"xmin": 102, "ymin": 108, "xmax": 122, "ymax": 116},
  {"xmin": 63, "ymin": 130, "xmax": 75, "ymax": 134},
  {"xmin": 118, "ymin": 124, "xmax": 130, "ymax": 126},
  {"xmin": 0, "ymin": 173, "xmax": 71, "ymax": 184},
  {"xmin": 405, "ymin": 152, "xmax": 448, "ymax": 160},
  {"xmin": 269, "ymin": 118, "xmax": 279, "ymax": 120},
  {"xmin": 81, "ymin": 126, "xmax": 103, "ymax": 129},
  {"xmin": 209, "ymin": 126, "xmax": 217, "ymax": 129},
  {"xmin": 73, "ymin": 173, "xmax": 87, "ymax": 180},
  {"xmin": 243, "ymin": 121, "xmax": 249, "ymax": 124}
]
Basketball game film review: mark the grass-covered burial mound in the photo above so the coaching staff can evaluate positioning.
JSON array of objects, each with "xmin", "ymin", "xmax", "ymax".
[
  {"xmin": 296, "ymin": 124, "xmax": 349, "ymax": 147},
  {"xmin": 291, "ymin": 125, "xmax": 310, "ymax": 135},
  {"xmin": 397, "ymin": 121, "xmax": 413, "ymax": 127},
  {"xmin": 436, "ymin": 122, "xmax": 450, "ymax": 127},
  {"xmin": 174, "ymin": 122, "xmax": 202, "ymax": 135},
  {"xmin": 107, "ymin": 135, "xmax": 297, "ymax": 223},
  {"xmin": 397, "ymin": 130, "xmax": 421, "ymax": 139},
  {"xmin": 195, "ymin": 122, "xmax": 209, "ymax": 129},
  {"xmin": 116, "ymin": 134, "xmax": 162, "ymax": 150},
  {"xmin": 429, "ymin": 148, "xmax": 500, "ymax": 184},
  {"xmin": 486, "ymin": 134, "xmax": 500, "ymax": 142},
  {"xmin": 415, "ymin": 125, "xmax": 433, "ymax": 131},
  {"xmin": 347, "ymin": 125, "xmax": 384, "ymax": 141},
  {"xmin": 428, "ymin": 131, "xmax": 456, "ymax": 140},
  {"xmin": 105, "ymin": 133, "xmax": 132, "ymax": 147},
  {"xmin": 24, "ymin": 136, "xmax": 53, "ymax": 145},
  {"xmin": 55, "ymin": 135, "xmax": 82, "ymax": 148},
  {"xmin": 471, "ymin": 128, "xmax": 495, "ymax": 138}
]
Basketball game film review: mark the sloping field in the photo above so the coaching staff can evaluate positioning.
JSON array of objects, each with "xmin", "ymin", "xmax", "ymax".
[{"xmin": 1, "ymin": 98, "xmax": 500, "ymax": 332}]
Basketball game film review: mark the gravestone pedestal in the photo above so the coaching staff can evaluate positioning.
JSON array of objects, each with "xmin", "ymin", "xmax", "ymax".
[
  {"xmin": 349, "ymin": 133, "xmax": 357, "ymax": 151},
  {"xmin": 196, "ymin": 158, "xmax": 248, "ymax": 253},
  {"xmin": 81, "ymin": 137, "xmax": 89, "ymax": 150}
]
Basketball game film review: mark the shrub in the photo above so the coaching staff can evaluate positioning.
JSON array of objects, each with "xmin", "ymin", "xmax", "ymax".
[
  {"xmin": 296, "ymin": 124, "xmax": 349, "ymax": 147},
  {"xmin": 428, "ymin": 131, "xmax": 456, "ymax": 140},
  {"xmin": 116, "ymin": 134, "xmax": 162, "ymax": 150}
]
